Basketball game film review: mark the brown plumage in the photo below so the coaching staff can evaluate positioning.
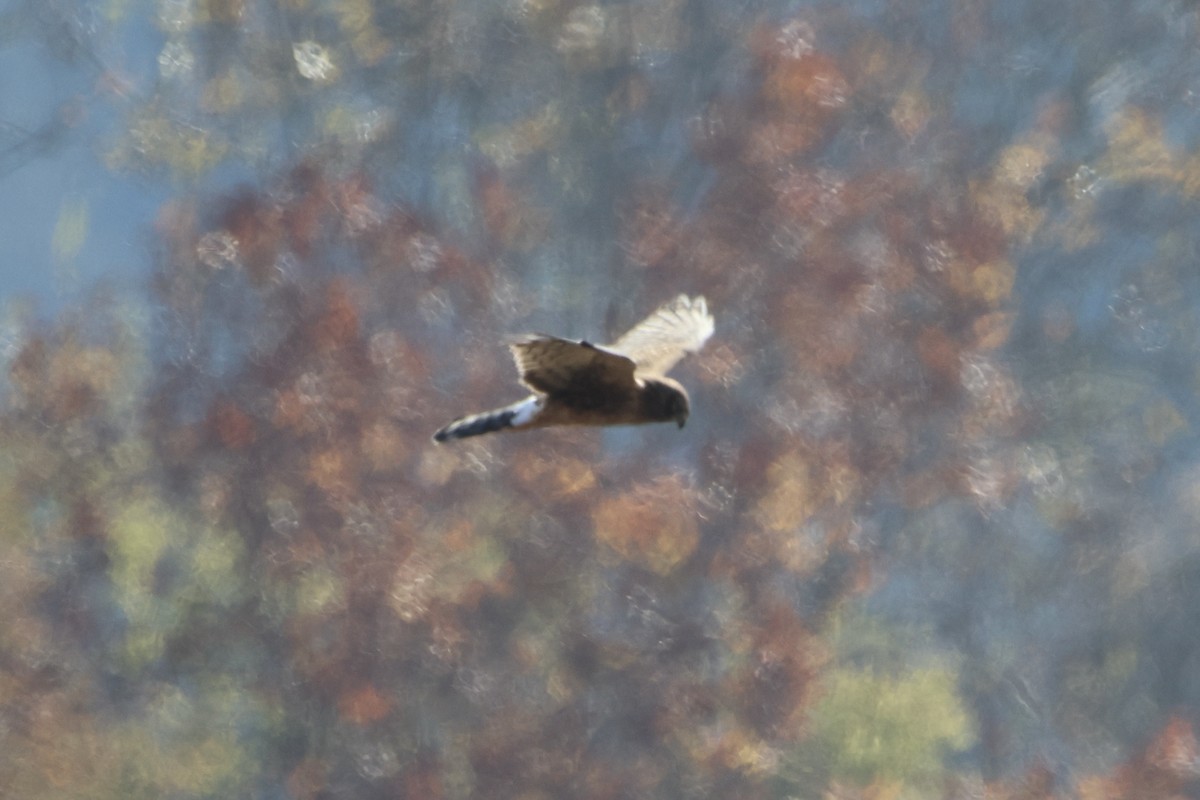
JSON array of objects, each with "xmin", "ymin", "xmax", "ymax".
[{"xmin": 433, "ymin": 295, "xmax": 714, "ymax": 442}]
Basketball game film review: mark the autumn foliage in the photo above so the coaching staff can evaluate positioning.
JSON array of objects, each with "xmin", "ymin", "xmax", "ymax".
[{"xmin": 3, "ymin": 2, "xmax": 1200, "ymax": 799}]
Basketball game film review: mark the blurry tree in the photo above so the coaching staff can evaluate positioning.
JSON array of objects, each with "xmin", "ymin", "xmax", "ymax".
[{"xmin": 4, "ymin": 0, "xmax": 1200, "ymax": 798}]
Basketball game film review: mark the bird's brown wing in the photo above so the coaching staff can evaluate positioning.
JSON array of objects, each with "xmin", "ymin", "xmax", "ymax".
[
  {"xmin": 608, "ymin": 294, "xmax": 714, "ymax": 376},
  {"xmin": 509, "ymin": 335, "xmax": 638, "ymax": 397}
]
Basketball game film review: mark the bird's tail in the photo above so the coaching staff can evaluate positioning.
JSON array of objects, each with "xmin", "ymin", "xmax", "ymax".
[{"xmin": 432, "ymin": 397, "xmax": 539, "ymax": 442}]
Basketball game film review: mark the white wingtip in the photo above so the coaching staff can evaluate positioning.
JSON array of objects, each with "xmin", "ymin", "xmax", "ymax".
[{"xmin": 681, "ymin": 295, "xmax": 714, "ymax": 352}]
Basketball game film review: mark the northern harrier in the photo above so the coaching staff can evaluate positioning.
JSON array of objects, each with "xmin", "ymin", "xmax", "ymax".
[{"xmin": 433, "ymin": 295, "xmax": 714, "ymax": 442}]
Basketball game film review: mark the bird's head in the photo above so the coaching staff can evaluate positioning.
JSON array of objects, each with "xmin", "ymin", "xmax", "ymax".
[{"xmin": 642, "ymin": 377, "xmax": 691, "ymax": 429}]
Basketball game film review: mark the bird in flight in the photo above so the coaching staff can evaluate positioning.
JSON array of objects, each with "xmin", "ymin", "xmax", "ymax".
[{"xmin": 433, "ymin": 295, "xmax": 714, "ymax": 442}]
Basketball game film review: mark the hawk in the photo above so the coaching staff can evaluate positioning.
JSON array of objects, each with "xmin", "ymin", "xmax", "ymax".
[{"xmin": 433, "ymin": 295, "xmax": 714, "ymax": 442}]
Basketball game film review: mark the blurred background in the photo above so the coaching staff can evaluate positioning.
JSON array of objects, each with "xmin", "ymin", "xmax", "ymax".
[{"xmin": 3, "ymin": 0, "xmax": 1200, "ymax": 797}]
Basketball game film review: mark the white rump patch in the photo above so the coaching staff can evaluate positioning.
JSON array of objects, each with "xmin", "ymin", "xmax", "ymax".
[{"xmin": 510, "ymin": 396, "xmax": 541, "ymax": 427}]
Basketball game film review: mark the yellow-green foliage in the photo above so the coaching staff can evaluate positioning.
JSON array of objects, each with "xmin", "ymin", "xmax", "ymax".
[
  {"xmin": 52, "ymin": 197, "xmax": 89, "ymax": 264},
  {"xmin": 808, "ymin": 664, "xmax": 974, "ymax": 788},
  {"xmin": 109, "ymin": 496, "xmax": 247, "ymax": 669},
  {"xmin": 109, "ymin": 496, "xmax": 174, "ymax": 597},
  {"xmin": 184, "ymin": 526, "xmax": 247, "ymax": 609},
  {"xmin": 105, "ymin": 683, "xmax": 256, "ymax": 799},
  {"xmin": 294, "ymin": 565, "xmax": 347, "ymax": 616},
  {"xmin": 108, "ymin": 709, "xmax": 248, "ymax": 797},
  {"xmin": 2, "ymin": 679, "xmax": 262, "ymax": 800},
  {"xmin": 109, "ymin": 496, "xmax": 180, "ymax": 668},
  {"xmin": 108, "ymin": 112, "xmax": 228, "ymax": 179}
]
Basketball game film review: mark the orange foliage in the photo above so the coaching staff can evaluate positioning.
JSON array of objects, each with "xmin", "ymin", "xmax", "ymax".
[
  {"xmin": 307, "ymin": 446, "xmax": 356, "ymax": 498},
  {"xmin": 592, "ymin": 474, "xmax": 700, "ymax": 574},
  {"xmin": 1078, "ymin": 716, "xmax": 1200, "ymax": 800},
  {"xmin": 337, "ymin": 682, "xmax": 394, "ymax": 725},
  {"xmin": 18, "ymin": 0, "xmax": 1192, "ymax": 789},
  {"xmin": 762, "ymin": 53, "xmax": 850, "ymax": 117},
  {"xmin": 511, "ymin": 450, "xmax": 598, "ymax": 501},
  {"xmin": 312, "ymin": 282, "xmax": 362, "ymax": 353},
  {"xmin": 621, "ymin": 191, "xmax": 683, "ymax": 269},
  {"xmin": 286, "ymin": 758, "xmax": 329, "ymax": 800},
  {"xmin": 474, "ymin": 163, "xmax": 547, "ymax": 250},
  {"xmin": 209, "ymin": 401, "xmax": 256, "ymax": 449},
  {"xmin": 917, "ymin": 327, "xmax": 963, "ymax": 391}
]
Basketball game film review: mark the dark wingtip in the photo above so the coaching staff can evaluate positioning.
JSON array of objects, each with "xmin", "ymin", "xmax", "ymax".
[{"xmin": 432, "ymin": 428, "xmax": 449, "ymax": 443}]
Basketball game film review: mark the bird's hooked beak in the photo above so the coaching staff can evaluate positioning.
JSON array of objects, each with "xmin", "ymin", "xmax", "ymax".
[{"xmin": 676, "ymin": 413, "xmax": 687, "ymax": 429}]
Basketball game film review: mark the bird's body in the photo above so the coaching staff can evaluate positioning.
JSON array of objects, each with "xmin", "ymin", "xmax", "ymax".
[{"xmin": 433, "ymin": 295, "xmax": 713, "ymax": 442}]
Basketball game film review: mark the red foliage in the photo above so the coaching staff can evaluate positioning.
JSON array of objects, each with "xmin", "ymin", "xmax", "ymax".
[
  {"xmin": 1089, "ymin": 716, "xmax": 1200, "ymax": 799},
  {"xmin": 209, "ymin": 400, "xmax": 256, "ymax": 449},
  {"xmin": 336, "ymin": 682, "xmax": 394, "ymax": 725}
]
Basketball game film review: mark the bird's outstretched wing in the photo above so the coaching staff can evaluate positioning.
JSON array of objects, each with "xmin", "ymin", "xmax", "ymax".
[
  {"xmin": 509, "ymin": 335, "xmax": 638, "ymax": 396},
  {"xmin": 608, "ymin": 295, "xmax": 714, "ymax": 376}
]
